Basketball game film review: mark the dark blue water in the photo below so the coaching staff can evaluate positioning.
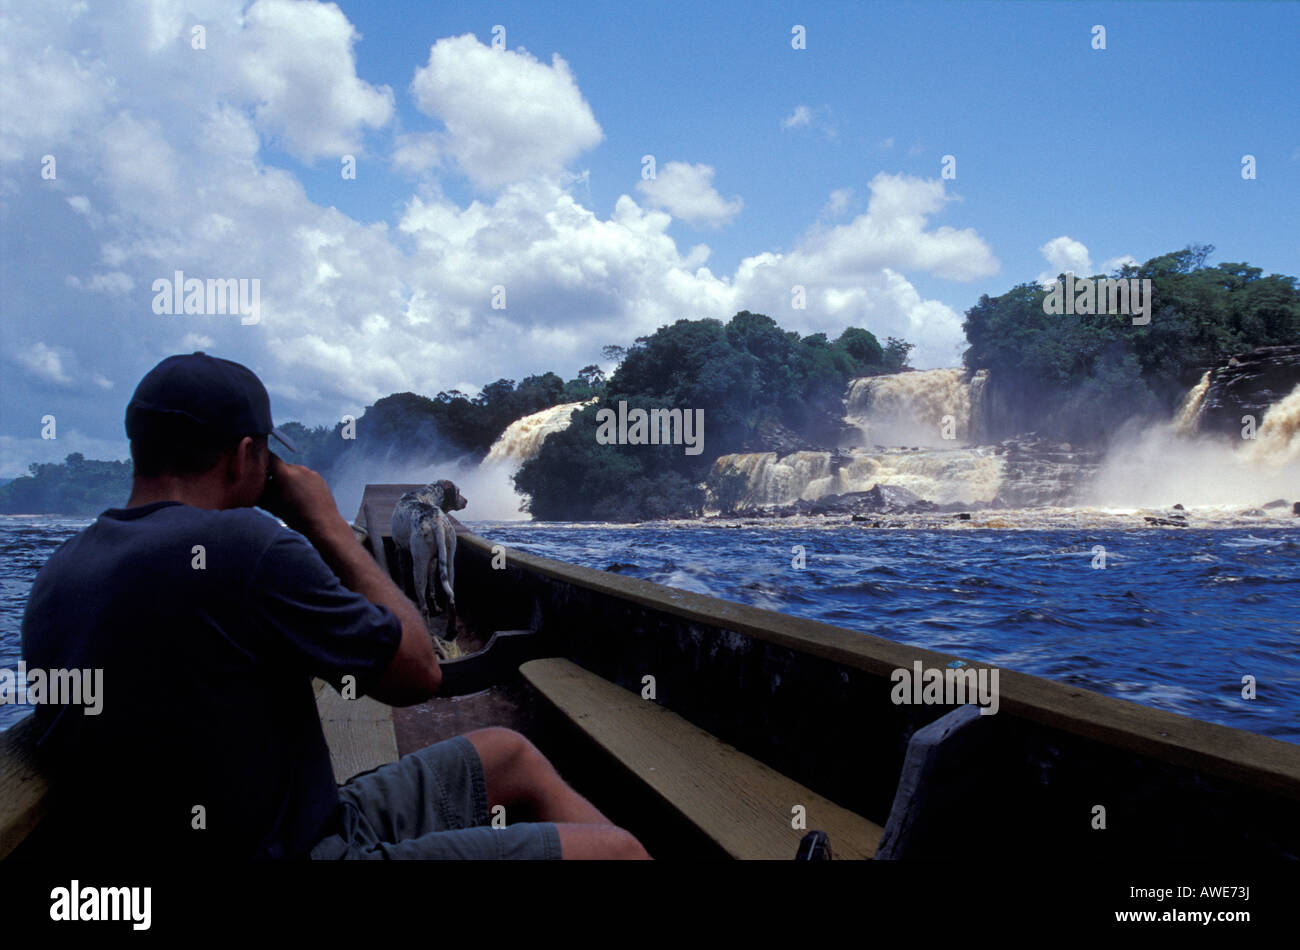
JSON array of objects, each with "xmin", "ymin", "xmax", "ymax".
[
  {"xmin": 3, "ymin": 516, "xmax": 1297, "ymax": 742},
  {"xmin": 0, "ymin": 517, "xmax": 99, "ymax": 730}
]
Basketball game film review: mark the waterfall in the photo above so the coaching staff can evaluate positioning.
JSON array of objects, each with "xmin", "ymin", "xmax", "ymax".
[
  {"xmin": 1089, "ymin": 381, "xmax": 1300, "ymax": 507},
  {"xmin": 968, "ymin": 369, "xmax": 990, "ymax": 443},
  {"xmin": 712, "ymin": 452, "xmax": 836, "ymax": 505},
  {"xmin": 713, "ymin": 446, "xmax": 1005, "ymax": 506},
  {"xmin": 1173, "ymin": 371, "xmax": 1212, "ymax": 435},
  {"xmin": 483, "ymin": 400, "xmax": 593, "ymax": 466},
  {"xmin": 845, "ymin": 369, "xmax": 972, "ymax": 446},
  {"xmin": 1243, "ymin": 384, "xmax": 1300, "ymax": 466}
]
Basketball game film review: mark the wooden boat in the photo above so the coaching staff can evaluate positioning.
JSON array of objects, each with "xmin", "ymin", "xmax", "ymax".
[{"xmin": 4, "ymin": 482, "xmax": 1299, "ymax": 860}]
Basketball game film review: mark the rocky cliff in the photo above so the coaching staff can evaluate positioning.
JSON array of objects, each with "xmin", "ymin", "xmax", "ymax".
[{"xmin": 1196, "ymin": 345, "xmax": 1300, "ymax": 439}]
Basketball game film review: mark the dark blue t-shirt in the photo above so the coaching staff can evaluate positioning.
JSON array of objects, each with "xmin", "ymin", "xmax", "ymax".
[{"xmin": 21, "ymin": 501, "xmax": 402, "ymax": 859}]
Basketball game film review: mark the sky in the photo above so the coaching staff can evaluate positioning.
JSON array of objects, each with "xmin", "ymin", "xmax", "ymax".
[{"xmin": 1, "ymin": 0, "xmax": 1297, "ymax": 477}]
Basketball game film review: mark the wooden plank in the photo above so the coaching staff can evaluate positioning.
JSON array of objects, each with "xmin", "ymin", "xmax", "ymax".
[
  {"xmin": 315, "ymin": 680, "xmax": 399, "ymax": 784},
  {"xmin": 0, "ymin": 715, "xmax": 48, "ymax": 859},
  {"xmin": 520, "ymin": 657, "xmax": 882, "ymax": 860}
]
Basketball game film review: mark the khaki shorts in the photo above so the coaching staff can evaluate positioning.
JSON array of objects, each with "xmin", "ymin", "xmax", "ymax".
[{"xmin": 310, "ymin": 735, "xmax": 563, "ymax": 860}]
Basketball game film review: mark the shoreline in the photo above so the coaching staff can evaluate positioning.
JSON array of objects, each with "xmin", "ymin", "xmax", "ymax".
[
  {"xmin": 5, "ymin": 507, "xmax": 1299, "ymax": 532},
  {"xmin": 463, "ymin": 505, "xmax": 1300, "ymax": 531}
]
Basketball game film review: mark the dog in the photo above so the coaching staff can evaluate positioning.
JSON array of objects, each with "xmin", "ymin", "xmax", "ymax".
[{"xmin": 391, "ymin": 480, "xmax": 468, "ymax": 642}]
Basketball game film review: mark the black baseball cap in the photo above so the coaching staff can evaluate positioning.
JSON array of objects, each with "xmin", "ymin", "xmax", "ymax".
[{"xmin": 125, "ymin": 352, "xmax": 296, "ymax": 452}]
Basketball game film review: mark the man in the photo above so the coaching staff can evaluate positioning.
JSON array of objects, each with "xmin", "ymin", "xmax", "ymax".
[{"xmin": 22, "ymin": 352, "xmax": 649, "ymax": 860}]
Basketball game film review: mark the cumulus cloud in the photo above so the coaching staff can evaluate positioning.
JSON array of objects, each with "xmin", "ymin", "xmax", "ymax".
[
  {"xmin": 726, "ymin": 173, "xmax": 998, "ymax": 365},
  {"xmin": 234, "ymin": 0, "xmax": 394, "ymax": 162},
  {"xmin": 409, "ymin": 34, "xmax": 603, "ymax": 189},
  {"xmin": 635, "ymin": 162, "xmax": 743, "ymax": 228},
  {"xmin": 0, "ymin": 39, "xmax": 111, "ymax": 163},
  {"xmin": 1103, "ymin": 254, "xmax": 1139, "ymax": 273},
  {"xmin": 804, "ymin": 173, "xmax": 999, "ymax": 282},
  {"xmin": 1037, "ymin": 235, "xmax": 1094, "ymax": 286}
]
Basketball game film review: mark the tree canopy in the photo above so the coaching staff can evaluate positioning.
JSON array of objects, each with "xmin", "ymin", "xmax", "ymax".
[
  {"xmin": 961, "ymin": 245, "xmax": 1299, "ymax": 444},
  {"xmin": 514, "ymin": 312, "xmax": 907, "ymax": 520}
]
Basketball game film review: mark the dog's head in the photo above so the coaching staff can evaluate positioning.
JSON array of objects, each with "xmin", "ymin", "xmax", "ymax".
[{"xmin": 435, "ymin": 479, "xmax": 468, "ymax": 511}]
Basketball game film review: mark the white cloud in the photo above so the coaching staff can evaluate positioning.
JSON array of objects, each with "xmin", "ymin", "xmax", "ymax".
[
  {"xmin": 781, "ymin": 105, "xmax": 812, "ymax": 130},
  {"xmin": 233, "ymin": 0, "xmax": 394, "ymax": 162},
  {"xmin": 67, "ymin": 195, "xmax": 92, "ymax": 215},
  {"xmin": 725, "ymin": 173, "xmax": 999, "ymax": 365},
  {"xmin": 635, "ymin": 162, "xmax": 743, "ymax": 228},
  {"xmin": 1103, "ymin": 254, "xmax": 1139, "ymax": 273},
  {"xmin": 84, "ymin": 272, "xmax": 134, "ymax": 295},
  {"xmin": 803, "ymin": 173, "xmax": 999, "ymax": 282},
  {"xmin": 822, "ymin": 187, "xmax": 852, "ymax": 218},
  {"xmin": 409, "ymin": 34, "xmax": 603, "ymax": 190},
  {"xmin": 14, "ymin": 342, "xmax": 73, "ymax": 385},
  {"xmin": 180, "ymin": 334, "xmax": 215, "ymax": 351},
  {"xmin": 780, "ymin": 104, "xmax": 838, "ymax": 140},
  {"xmin": 0, "ymin": 35, "xmax": 112, "ymax": 163},
  {"xmin": 1037, "ymin": 235, "xmax": 1094, "ymax": 286},
  {"xmin": 392, "ymin": 132, "xmax": 442, "ymax": 174}
]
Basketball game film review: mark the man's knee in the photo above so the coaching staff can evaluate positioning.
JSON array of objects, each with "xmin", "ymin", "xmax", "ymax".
[
  {"xmin": 465, "ymin": 727, "xmax": 541, "ymax": 771},
  {"xmin": 465, "ymin": 727, "xmax": 554, "ymax": 804}
]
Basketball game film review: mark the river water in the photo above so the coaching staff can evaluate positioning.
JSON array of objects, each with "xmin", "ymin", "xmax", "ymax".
[{"xmin": 2, "ymin": 514, "xmax": 1297, "ymax": 742}]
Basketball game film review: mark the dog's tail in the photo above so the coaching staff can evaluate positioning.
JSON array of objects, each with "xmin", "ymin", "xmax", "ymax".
[{"xmin": 435, "ymin": 520, "xmax": 455, "ymax": 607}]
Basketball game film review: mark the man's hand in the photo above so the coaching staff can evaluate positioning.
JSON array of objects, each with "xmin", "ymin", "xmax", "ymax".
[{"xmin": 260, "ymin": 452, "xmax": 345, "ymax": 539}]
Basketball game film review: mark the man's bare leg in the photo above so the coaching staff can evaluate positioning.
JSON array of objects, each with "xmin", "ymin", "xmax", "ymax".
[
  {"xmin": 464, "ymin": 727, "xmax": 651, "ymax": 859},
  {"xmin": 553, "ymin": 823, "xmax": 651, "ymax": 860}
]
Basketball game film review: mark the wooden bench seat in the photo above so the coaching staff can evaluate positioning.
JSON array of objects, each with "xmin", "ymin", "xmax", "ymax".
[
  {"xmin": 520, "ymin": 657, "xmax": 883, "ymax": 860},
  {"xmin": 314, "ymin": 679, "xmax": 400, "ymax": 784}
]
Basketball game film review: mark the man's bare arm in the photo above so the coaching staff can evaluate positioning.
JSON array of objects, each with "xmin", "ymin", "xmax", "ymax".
[{"xmin": 261, "ymin": 454, "xmax": 440, "ymax": 704}]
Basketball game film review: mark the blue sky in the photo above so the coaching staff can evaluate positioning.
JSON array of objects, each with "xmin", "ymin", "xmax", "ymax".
[{"xmin": 1, "ymin": 0, "xmax": 1297, "ymax": 476}]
